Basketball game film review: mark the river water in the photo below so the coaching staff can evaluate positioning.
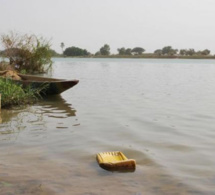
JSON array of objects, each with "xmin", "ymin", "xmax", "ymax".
[{"xmin": 0, "ymin": 58, "xmax": 215, "ymax": 195}]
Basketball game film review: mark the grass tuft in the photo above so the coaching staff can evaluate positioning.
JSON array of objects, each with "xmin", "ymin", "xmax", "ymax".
[{"xmin": 0, "ymin": 78, "xmax": 47, "ymax": 108}]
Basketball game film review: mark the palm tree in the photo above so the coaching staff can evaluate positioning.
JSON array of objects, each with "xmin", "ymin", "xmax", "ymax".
[{"xmin": 60, "ymin": 42, "xmax": 65, "ymax": 54}]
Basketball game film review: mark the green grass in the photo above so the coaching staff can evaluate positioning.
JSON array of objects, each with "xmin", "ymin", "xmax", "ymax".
[{"xmin": 0, "ymin": 78, "xmax": 43, "ymax": 108}]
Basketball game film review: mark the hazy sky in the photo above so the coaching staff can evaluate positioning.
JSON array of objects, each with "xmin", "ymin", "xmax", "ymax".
[{"xmin": 0, "ymin": 0, "xmax": 215, "ymax": 54}]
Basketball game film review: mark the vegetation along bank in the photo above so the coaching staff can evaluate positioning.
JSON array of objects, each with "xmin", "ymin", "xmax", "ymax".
[{"xmin": 0, "ymin": 32, "xmax": 52, "ymax": 108}]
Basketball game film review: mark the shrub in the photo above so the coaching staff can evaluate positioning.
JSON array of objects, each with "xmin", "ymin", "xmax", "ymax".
[{"xmin": 1, "ymin": 31, "xmax": 52, "ymax": 73}]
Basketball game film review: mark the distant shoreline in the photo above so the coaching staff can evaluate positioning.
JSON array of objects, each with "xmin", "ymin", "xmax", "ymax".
[
  {"xmin": 2, "ymin": 54, "xmax": 215, "ymax": 60},
  {"xmin": 53, "ymin": 55, "xmax": 215, "ymax": 59}
]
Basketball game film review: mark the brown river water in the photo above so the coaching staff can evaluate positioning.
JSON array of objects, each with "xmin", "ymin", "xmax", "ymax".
[{"xmin": 0, "ymin": 58, "xmax": 215, "ymax": 195}]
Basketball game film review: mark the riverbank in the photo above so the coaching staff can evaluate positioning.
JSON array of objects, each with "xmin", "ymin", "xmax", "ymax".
[
  {"xmin": 0, "ymin": 78, "xmax": 40, "ymax": 108},
  {"xmin": 0, "ymin": 71, "xmax": 43, "ymax": 108}
]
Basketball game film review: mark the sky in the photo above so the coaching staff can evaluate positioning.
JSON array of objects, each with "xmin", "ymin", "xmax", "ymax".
[{"xmin": 0, "ymin": 0, "xmax": 215, "ymax": 54}]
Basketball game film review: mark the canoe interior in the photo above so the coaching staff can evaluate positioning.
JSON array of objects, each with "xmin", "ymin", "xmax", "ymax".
[{"xmin": 18, "ymin": 73, "xmax": 65, "ymax": 82}]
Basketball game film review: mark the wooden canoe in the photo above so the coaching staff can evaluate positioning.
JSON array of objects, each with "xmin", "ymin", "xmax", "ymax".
[
  {"xmin": 96, "ymin": 151, "xmax": 136, "ymax": 172},
  {"xmin": 0, "ymin": 70, "xmax": 79, "ymax": 95}
]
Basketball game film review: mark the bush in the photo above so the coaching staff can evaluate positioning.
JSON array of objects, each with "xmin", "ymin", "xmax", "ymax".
[
  {"xmin": 0, "ymin": 78, "xmax": 45, "ymax": 108},
  {"xmin": 1, "ymin": 31, "xmax": 52, "ymax": 73}
]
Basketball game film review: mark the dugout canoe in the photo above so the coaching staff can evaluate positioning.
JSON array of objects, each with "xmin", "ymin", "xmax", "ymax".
[{"xmin": 0, "ymin": 70, "xmax": 79, "ymax": 95}]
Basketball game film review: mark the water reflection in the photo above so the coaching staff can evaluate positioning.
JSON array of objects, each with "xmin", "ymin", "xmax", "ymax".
[
  {"xmin": 0, "ymin": 95, "xmax": 77, "ymax": 140},
  {"xmin": 38, "ymin": 95, "xmax": 76, "ymax": 118},
  {"xmin": 1, "ymin": 107, "xmax": 22, "ymax": 123}
]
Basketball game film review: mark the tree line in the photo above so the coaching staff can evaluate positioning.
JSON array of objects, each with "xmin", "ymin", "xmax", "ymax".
[
  {"xmin": 154, "ymin": 46, "xmax": 210, "ymax": 56},
  {"xmin": 59, "ymin": 43, "xmax": 212, "ymax": 57},
  {"xmin": 0, "ymin": 37, "xmax": 212, "ymax": 58}
]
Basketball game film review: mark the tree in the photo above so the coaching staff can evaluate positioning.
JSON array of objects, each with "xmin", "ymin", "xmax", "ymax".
[
  {"xmin": 161, "ymin": 46, "xmax": 178, "ymax": 56},
  {"xmin": 179, "ymin": 49, "xmax": 197, "ymax": 56},
  {"xmin": 100, "ymin": 44, "xmax": 110, "ymax": 55},
  {"xmin": 154, "ymin": 49, "xmax": 162, "ymax": 56},
  {"xmin": 169, "ymin": 49, "xmax": 178, "ymax": 56},
  {"xmin": 117, "ymin": 47, "xmax": 126, "ymax": 55},
  {"xmin": 60, "ymin": 42, "xmax": 65, "ymax": 54},
  {"xmin": 186, "ymin": 49, "xmax": 195, "ymax": 56},
  {"xmin": 179, "ymin": 49, "xmax": 186, "ymax": 56},
  {"xmin": 201, "ymin": 49, "xmax": 210, "ymax": 55},
  {"xmin": 117, "ymin": 47, "xmax": 132, "ymax": 55},
  {"xmin": 125, "ymin": 48, "xmax": 132, "ymax": 55},
  {"xmin": 63, "ymin": 46, "xmax": 90, "ymax": 56},
  {"xmin": 162, "ymin": 46, "xmax": 172, "ymax": 55},
  {"xmin": 131, "ymin": 47, "xmax": 145, "ymax": 55},
  {"xmin": 1, "ymin": 31, "xmax": 52, "ymax": 73}
]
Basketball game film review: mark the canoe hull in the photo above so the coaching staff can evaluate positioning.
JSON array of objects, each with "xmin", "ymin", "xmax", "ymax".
[
  {"xmin": 0, "ymin": 71, "xmax": 79, "ymax": 95},
  {"xmin": 19, "ymin": 79, "xmax": 79, "ymax": 95}
]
